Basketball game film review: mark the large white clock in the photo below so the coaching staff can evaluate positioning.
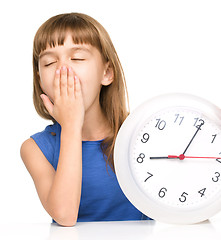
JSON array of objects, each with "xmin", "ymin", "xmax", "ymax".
[{"xmin": 114, "ymin": 93, "xmax": 221, "ymax": 224}]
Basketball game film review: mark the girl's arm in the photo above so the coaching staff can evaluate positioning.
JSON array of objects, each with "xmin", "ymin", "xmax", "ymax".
[{"xmin": 21, "ymin": 67, "xmax": 84, "ymax": 226}]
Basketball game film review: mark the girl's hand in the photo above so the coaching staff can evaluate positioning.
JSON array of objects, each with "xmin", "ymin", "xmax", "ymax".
[{"xmin": 40, "ymin": 66, "xmax": 85, "ymax": 131}]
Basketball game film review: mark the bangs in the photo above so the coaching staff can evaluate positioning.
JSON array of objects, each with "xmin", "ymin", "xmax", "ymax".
[{"xmin": 33, "ymin": 13, "xmax": 102, "ymax": 60}]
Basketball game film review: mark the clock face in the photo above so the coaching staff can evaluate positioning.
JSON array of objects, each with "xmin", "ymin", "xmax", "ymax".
[
  {"xmin": 114, "ymin": 94, "xmax": 221, "ymax": 224},
  {"xmin": 130, "ymin": 107, "xmax": 221, "ymax": 211}
]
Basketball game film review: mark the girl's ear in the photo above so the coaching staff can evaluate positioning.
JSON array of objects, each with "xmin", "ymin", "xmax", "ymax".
[{"xmin": 101, "ymin": 62, "xmax": 114, "ymax": 86}]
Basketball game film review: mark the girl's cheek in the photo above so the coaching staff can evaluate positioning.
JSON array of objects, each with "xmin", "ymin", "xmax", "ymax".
[{"xmin": 40, "ymin": 77, "xmax": 55, "ymax": 101}]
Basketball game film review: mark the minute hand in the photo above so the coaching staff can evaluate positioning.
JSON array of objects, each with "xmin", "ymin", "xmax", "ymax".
[
  {"xmin": 182, "ymin": 122, "xmax": 204, "ymax": 155},
  {"xmin": 168, "ymin": 155, "xmax": 221, "ymax": 160},
  {"xmin": 150, "ymin": 155, "xmax": 221, "ymax": 160}
]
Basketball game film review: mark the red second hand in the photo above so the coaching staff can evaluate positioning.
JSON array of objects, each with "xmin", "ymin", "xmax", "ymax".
[{"xmin": 168, "ymin": 154, "xmax": 221, "ymax": 160}]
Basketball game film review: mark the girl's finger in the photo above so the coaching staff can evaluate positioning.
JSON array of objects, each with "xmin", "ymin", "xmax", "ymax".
[
  {"xmin": 54, "ymin": 69, "xmax": 60, "ymax": 98},
  {"xmin": 40, "ymin": 94, "xmax": 54, "ymax": 117},
  {"xmin": 60, "ymin": 66, "xmax": 68, "ymax": 96},
  {"xmin": 67, "ymin": 67, "xmax": 75, "ymax": 96},
  {"xmin": 74, "ymin": 76, "xmax": 82, "ymax": 97}
]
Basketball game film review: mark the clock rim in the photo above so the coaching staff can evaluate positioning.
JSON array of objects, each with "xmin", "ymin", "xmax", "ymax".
[{"xmin": 114, "ymin": 93, "xmax": 221, "ymax": 224}]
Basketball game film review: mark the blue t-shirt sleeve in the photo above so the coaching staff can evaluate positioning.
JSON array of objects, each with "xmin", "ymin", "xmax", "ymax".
[{"xmin": 30, "ymin": 124, "xmax": 58, "ymax": 169}]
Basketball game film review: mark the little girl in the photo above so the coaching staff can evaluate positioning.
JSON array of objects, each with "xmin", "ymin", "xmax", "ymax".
[{"xmin": 20, "ymin": 12, "xmax": 150, "ymax": 226}]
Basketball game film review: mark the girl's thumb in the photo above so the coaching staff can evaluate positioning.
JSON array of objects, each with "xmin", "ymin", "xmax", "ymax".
[{"xmin": 40, "ymin": 94, "xmax": 53, "ymax": 116}]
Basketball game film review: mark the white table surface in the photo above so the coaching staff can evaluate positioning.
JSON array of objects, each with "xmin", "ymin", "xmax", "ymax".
[{"xmin": 1, "ymin": 214, "xmax": 221, "ymax": 240}]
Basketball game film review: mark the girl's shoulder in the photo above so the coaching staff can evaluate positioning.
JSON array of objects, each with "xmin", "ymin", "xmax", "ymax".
[
  {"xmin": 29, "ymin": 122, "xmax": 61, "ymax": 167},
  {"xmin": 31, "ymin": 122, "xmax": 60, "ymax": 139},
  {"xmin": 31, "ymin": 122, "xmax": 59, "ymax": 146}
]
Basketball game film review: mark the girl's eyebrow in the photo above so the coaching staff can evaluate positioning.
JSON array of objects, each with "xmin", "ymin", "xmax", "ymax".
[
  {"xmin": 39, "ymin": 46, "xmax": 92, "ymax": 59},
  {"xmin": 39, "ymin": 51, "xmax": 55, "ymax": 59},
  {"xmin": 70, "ymin": 46, "xmax": 92, "ymax": 54}
]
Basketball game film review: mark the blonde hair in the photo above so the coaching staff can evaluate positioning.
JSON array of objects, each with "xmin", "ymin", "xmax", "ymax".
[{"xmin": 33, "ymin": 13, "xmax": 129, "ymax": 171}]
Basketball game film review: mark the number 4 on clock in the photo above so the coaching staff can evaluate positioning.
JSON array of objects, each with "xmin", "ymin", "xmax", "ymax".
[{"xmin": 198, "ymin": 188, "xmax": 206, "ymax": 197}]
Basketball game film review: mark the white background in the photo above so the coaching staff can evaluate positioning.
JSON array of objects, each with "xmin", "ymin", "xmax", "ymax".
[{"xmin": 0, "ymin": 0, "xmax": 221, "ymax": 224}]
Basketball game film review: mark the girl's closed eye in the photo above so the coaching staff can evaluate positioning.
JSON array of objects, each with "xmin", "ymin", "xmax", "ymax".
[
  {"xmin": 71, "ymin": 58, "xmax": 85, "ymax": 61},
  {"xmin": 44, "ymin": 61, "xmax": 57, "ymax": 67}
]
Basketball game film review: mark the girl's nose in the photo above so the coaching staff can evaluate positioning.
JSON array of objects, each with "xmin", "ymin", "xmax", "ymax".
[
  {"xmin": 57, "ymin": 64, "xmax": 69, "ymax": 70},
  {"xmin": 57, "ymin": 58, "xmax": 70, "ymax": 69},
  {"xmin": 56, "ymin": 58, "xmax": 74, "ymax": 72}
]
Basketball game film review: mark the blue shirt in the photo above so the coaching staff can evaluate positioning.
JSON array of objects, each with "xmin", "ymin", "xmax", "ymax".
[{"xmin": 31, "ymin": 123, "xmax": 150, "ymax": 222}]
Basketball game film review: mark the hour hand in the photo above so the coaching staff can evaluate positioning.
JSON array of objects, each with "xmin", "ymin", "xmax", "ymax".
[{"xmin": 150, "ymin": 156, "xmax": 179, "ymax": 160}]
